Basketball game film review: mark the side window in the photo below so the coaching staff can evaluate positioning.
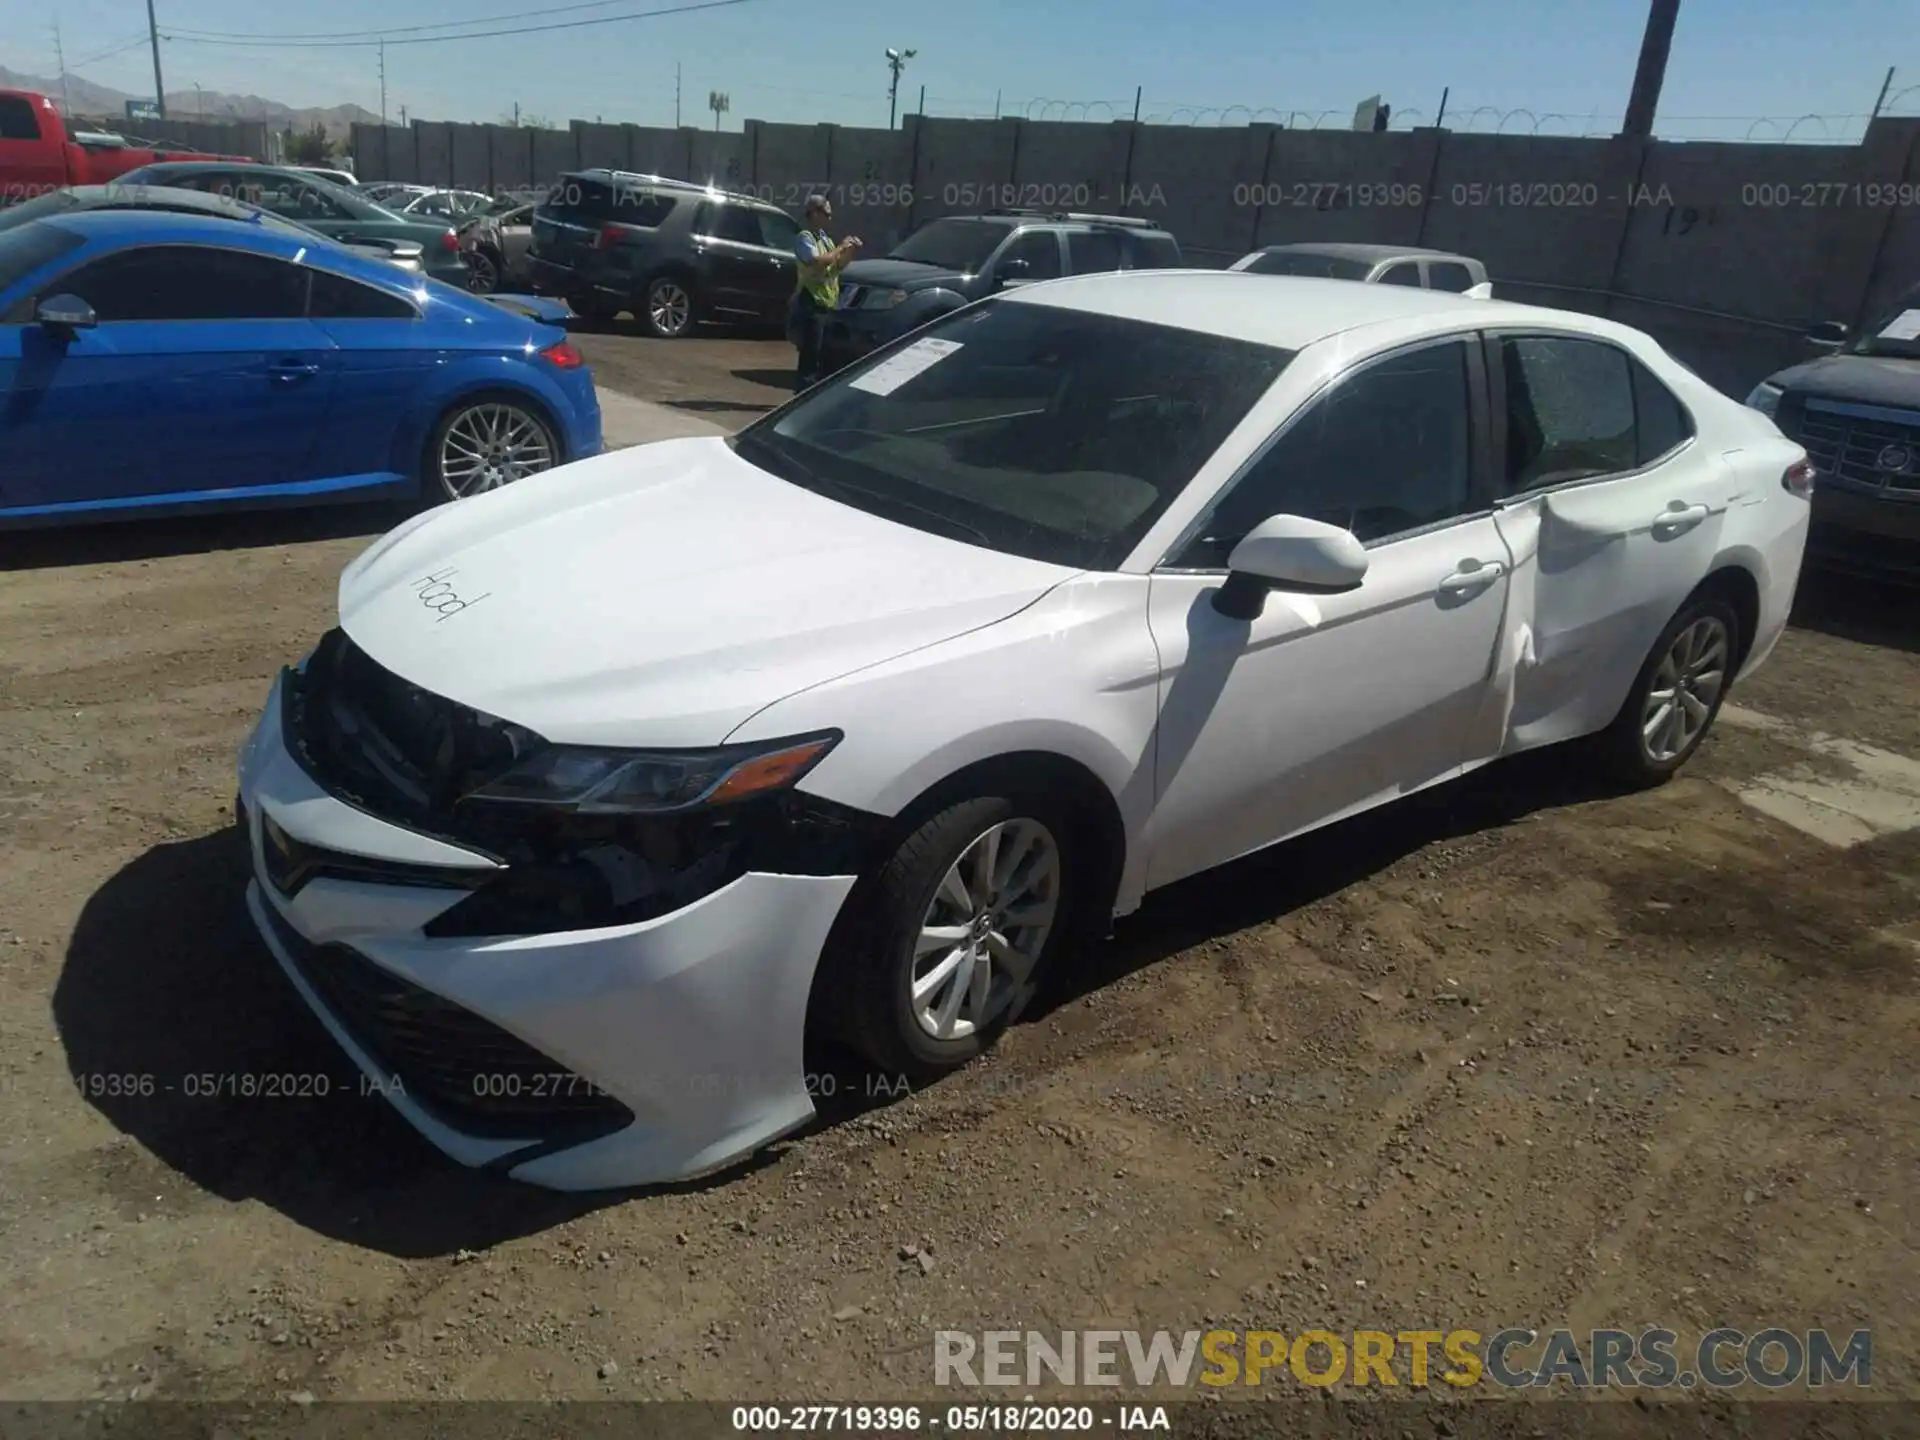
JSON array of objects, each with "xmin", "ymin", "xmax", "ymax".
[
  {"xmin": 1376, "ymin": 262, "xmax": 1422, "ymax": 287},
  {"xmin": 756, "ymin": 209, "xmax": 800, "ymax": 252},
  {"xmin": 1631, "ymin": 358, "xmax": 1695, "ymax": 465},
  {"xmin": 0, "ymin": 95, "xmax": 43, "ymax": 141},
  {"xmin": 1126, "ymin": 233, "xmax": 1182, "ymax": 268},
  {"xmin": 996, "ymin": 229, "xmax": 1061, "ymax": 279},
  {"xmin": 1498, "ymin": 336, "xmax": 1638, "ymax": 491},
  {"xmin": 1426, "ymin": 261, "xmax": 1476, "ymax": 294},
  {"xmin": 1065, "ymin": 230, "xmax": 1123, "ymax": 274},
  {"xmin": 49, "ymin": 245, "xmax": 309, "ymax": 321},
  {"xmin": 701, "ymin": 203, "xmax": 765, "ymax": 246},
  {"xmin": 308, "ymin": 267, "xmax": 417, "ymax": 319},
  {"xmin": 411, "ymin": 193, "xmax": 452, "ymax": 216},
  {"xmin": 1176, "ymin": 340, "xmax": 1476, "ymax": 566}
]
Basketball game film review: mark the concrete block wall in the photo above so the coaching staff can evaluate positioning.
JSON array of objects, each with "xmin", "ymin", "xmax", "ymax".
[{"xmin": 344, "ymin": 111, "xmax": 1920, "ymax": 394}]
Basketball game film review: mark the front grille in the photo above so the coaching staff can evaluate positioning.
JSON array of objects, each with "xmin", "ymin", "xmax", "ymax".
[
  {"xmin": 283, "ymin": 629, "xmax": 541, "ymax": 844},
  {"xmin": 1784, "ymin": 399, "xmax": 1920, "ymax": 494},
  {"xmin": 262, "ymin": 900, "xmax": 633, "ymax": 1141}
]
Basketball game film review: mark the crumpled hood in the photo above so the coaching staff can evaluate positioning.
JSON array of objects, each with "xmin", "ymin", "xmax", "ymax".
[
  {"xmin": 336, "ymin": 438, "xmax": 1075, "ymax": 747},
  {"xmin": 1767, "ymin": 353, "xmax": 1920, "ymax": 407}
]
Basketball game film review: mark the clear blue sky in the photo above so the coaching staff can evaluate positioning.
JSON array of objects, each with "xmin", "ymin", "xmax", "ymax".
[{"xmin": 11, "ymin": 0, "xmax": 1918, "ymax": 140}]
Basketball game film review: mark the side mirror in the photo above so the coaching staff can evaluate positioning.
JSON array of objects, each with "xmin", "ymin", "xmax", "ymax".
[
  {"xmin": 1213, "ymin": 514, "xmax": 1368, "ymax": 620},
  {"xmin": 35, "ymin": 294, "xmax": 97, "ymax": 335},
  {"xmin": 997, "ymin": 257, "xmax": 1030, "ymax": 285},
  {"xmin": 1805, "ymin": 320, "xmax": 1848, "ymax": 349}
]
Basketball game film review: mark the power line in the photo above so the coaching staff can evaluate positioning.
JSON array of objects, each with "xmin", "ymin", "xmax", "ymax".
[
  {"xmin": 164, "ymin": 0, "xmax": 660, "ymax": 44},
  {"xmin": 161, "ymin": 0, "xmax": 762, "ymax": 49},
  {"xmin": 66, "ymin": 31, "xmax": 153, "ymax": 69}
]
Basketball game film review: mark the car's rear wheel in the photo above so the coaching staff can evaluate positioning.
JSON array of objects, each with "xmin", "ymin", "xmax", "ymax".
[
  {"xmin": 640, "ymin": 275, "xmax": 697, "ymax": 338},
  {"xmin": 815, "ymin": 792, "xmax": 1076, "ymax": 1083},
  {"xmin": 464, "ymin": 248, "xmax": 501, "ymax": 294},
  {"xmin": 426, "ymin": 395, "xmax": 559, "ymax": 504},
  {"xmin": 1592, "ymin": 593, "xmax": 1740, "ymax": 787}
]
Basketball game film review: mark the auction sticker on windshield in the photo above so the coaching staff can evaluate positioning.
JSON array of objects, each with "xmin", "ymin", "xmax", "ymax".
[
  {"xmin": 849, "ymin": 337, "xmax": 963, "ymax": 396},
  {"xmin": 1876, "ymin": 309, "xmax": 1920, "ymax": 341}
]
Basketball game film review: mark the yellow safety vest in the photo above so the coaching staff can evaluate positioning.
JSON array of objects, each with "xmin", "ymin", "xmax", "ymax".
[{"xmin": 796, "ymin": 229, "xmax": 840, "ymax": 308}]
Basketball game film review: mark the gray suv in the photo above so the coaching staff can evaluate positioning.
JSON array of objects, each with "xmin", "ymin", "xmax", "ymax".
[
  {"xmin": 818, "ymin": 210, "xmax": 1185, "ymax": 376},
  {"xmin": 526, "ymin": 169, "xmax": 803, "ymax": 337}
]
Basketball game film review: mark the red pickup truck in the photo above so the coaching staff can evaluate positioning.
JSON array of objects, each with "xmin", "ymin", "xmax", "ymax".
[{"xmin": 0, "ymin": 89, "xmax": 256, "ymax": 206}]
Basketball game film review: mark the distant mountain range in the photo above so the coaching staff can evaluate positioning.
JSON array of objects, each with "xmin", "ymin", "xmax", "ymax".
[{"xmin": 0, "ymin": 64, "xmax": 380, "ymax": 139}]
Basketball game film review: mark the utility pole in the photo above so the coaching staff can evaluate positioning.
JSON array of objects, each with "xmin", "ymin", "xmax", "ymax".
[
  {"xmin": 1621, "ymin": 0, "xmax": 1680, "ymax": 137},
  {"xmin": 399, "ymin": 104, "xmax": 407, "ymax": 126},
  {"xmin": 885, "ymin": 47, "xmax": 916, "ymax": 129},
  {"xmin": 513, "ymin": 101, "xmax": 520, "ymax": 127},
  {"xmin": 1869, "ymin": 65, "xmax": 1897, "ymax": 123},
  {"xmin": 378, "ymin": 40, "xmax": 387, "ymax": 127},
  {"xmin": 51, "ymin": 17, "xmax": 72, "ymax": 114},
  {"xmin": 145, "ymin": 0, "xmax": 167, "ymax": 117},
  {"xmin": 676, "ymin": 62, "xmax": 682, "ymax": 127}
]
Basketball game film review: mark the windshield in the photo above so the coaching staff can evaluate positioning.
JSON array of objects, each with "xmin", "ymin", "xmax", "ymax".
[
  {"xmin": 731, "ymin": 298, "xmax": 1293, "ymax": 569},
  {"xmin": 886, "ymin": 218, "xmax": 1011, "ymax": 273},
  {"xmin": 1251, "ymin": 251, "xmax": 1375, "ymax": 281},
  {"xmin": 1853, "ymin": 298, "xmax": 1920, "ymax": 359}
]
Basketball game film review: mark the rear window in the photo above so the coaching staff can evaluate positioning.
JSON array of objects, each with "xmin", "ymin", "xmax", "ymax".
[
  {"xmin": 0, "ymin": 94, "xmax": 43, "ymax": 142},
  {"xmin": 543, "ymin": 175, "xmax": 676, "ymax": 228},
  {"xmin": 0, "ymin": 222, "xmax": 84, "ymax": 301},
  {"xmin": 1126, "ymin": 233, "xmax": 1182, "ymax": 268},
  {"xmin": 1250, "ymin": 250, "xmax": 1373, "ymax": 281}
]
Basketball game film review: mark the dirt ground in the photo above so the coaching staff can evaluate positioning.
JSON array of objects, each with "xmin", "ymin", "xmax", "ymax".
[{"xmin": 1, "ymin": 332, "xmax": 1917, "ymax": 1416}]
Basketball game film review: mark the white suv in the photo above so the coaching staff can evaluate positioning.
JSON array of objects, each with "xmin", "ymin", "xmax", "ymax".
[
  {"xmin": 1232, "ymin": 242, "xmax": 1492, "ymax": 298},
  {"xmin": 236, "ymin": 271, "xmax": 1810, "ymax": 1190}
]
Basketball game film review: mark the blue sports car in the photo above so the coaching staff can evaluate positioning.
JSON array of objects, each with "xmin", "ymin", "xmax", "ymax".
[{"xmin": 0, "ymin": 209, "xmax": 602, "ymax": 529}]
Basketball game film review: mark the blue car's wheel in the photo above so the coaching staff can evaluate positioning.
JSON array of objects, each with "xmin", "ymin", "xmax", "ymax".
[{"xmin": 427, "ymin": 396, "xmax": 558, "ymax": 504}]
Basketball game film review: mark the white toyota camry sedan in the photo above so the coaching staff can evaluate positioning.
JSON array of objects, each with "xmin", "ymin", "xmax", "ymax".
[{"xmin": 236, "ymin": 271, "xmax": 1812, "ymax": 1191}]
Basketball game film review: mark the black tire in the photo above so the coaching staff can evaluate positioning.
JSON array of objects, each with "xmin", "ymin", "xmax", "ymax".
[
  {"xmin": 1590, "ymin": 592, "xmax": 1741, "ymax": 788},
  {"xmin": 638, "ymin": 273, "xmax": 699, "ymax": 338},
  {"xmin": 814, "ymin": 791, "xmax": 1079, "ymax": 1084},
  {"xmin": 421, "ymin": 393, "xmax": 560, "ymax": 507},
  {"xmin": 464, "ymin": 247, "xmax": 501, "ymax": 294}
]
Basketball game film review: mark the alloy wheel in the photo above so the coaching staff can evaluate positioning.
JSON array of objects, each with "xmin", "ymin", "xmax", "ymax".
[
  {"xmin": 1641, "ymin": 614, "xmax": 1730, "ymax": 763},
  {"xmin": 438, "ymin": 403, "xmax": 555, "ymax": 501},
  {"xmin": 910, "ymin": 818, "xmax": 1061, "ymax": 1041},
  {"xmin": 464, "ymin": 251, "xmax": 499, "ymax": 293},
  {"xmin": 647, "ymin": 279, "xmax": 692, "ymax": 337}
]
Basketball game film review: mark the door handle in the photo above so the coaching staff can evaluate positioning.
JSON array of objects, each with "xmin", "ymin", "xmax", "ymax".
[
  {"xmin": 268, "ymin": 360, "xmax": 321, "ymax": 383},
  {"xmin": 1651, "ymin": 502, "xmax": 1710, "ymax": 533},
  {"xmin": 1437, "ymin": 559, "xmax": 1505, "ymax": 596}
]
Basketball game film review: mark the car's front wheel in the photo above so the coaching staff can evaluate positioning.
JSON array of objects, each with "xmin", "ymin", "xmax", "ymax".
[
  {"xmin": 1592, "ymin": 592, "xmax": 1740, "ymax": 787},
  {"xmin": 464, "ymin": 248, "xmax": 501, "ymax": 294},
  {"xmin": 426, "ymin": 395, "xmax": 559, "ymax": 504},
  {"xmin": 818, "ymin": 793, "xmax": 1077, "ymax": 1082},
  {"xmin": 640, "ymin": 274, "xmax": 697, "ymax": 338}
]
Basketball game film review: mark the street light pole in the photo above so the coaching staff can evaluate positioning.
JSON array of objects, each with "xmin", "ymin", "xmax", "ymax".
[{"xmin": 885, "ymin": 47, "xmax": 917, "ymax": 129}]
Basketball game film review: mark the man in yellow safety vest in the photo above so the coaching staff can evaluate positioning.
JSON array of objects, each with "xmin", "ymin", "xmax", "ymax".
[{"xmin": 789, "ymin": 194, "xmax": 862, "ymax": 392}]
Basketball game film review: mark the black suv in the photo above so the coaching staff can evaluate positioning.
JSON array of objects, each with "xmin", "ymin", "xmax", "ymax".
[
  {"xmin": 1750, "ymin": 285, "xmax": 1920, "ymax": 582},
  {"xmin": 526, "ymin": 169, "xmax": 802, "ymax": 337},
  {"xmin": 818, "ymin": 210, "xmax": 1185, "ymax": 376}
]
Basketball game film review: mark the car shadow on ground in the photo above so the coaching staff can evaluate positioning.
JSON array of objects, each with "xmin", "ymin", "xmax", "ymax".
[
  {"xmin": 1789, "ymin": 567, "xmax": 1920, "ymax": 656},
  {"xmin": 55, "ymin": 824, "xmax": 793, "ymax": 1258},
  {"xmin": 56, "ymin": 747, "xmax": 1618, "ymax": 1254},
  {"xmin": 731, "ymin": 369, "xmax": 800, "ymax": 390},
  {"xmin": 0, "ymin": 502, "xmax": 399, "ymax": 573},
  {"xmin": 662, "ymin": 398, "xmax": 776, "ymax": 415}
]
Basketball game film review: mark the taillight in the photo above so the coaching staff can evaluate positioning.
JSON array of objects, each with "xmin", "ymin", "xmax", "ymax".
[
  {"xmin": 440, "ymin": 229, "xmax": 460, "ymax": 253},
  {"xmin": 1783, "ymin": 457, "xmax": 1815, "ymax": 499},
  {"xmin": 594, "ymin": 224, "xmax": 622, "ymax": 250},
  {"xmin": 538, "ymin": 340, "xmax": 586, "ymax": 370}
]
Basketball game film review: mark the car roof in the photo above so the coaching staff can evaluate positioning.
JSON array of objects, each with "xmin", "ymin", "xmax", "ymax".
[
  {"xmin": 1004, "ymin": 270, "xmax": 1609, "ymax": 350},
  {"xmin": 1253, "ymin": 242, "xmax": 1481, "ymax": 266},
  {"xmin": 57, "ymin": 183, "xmax": 260, "ymax": 217}
]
